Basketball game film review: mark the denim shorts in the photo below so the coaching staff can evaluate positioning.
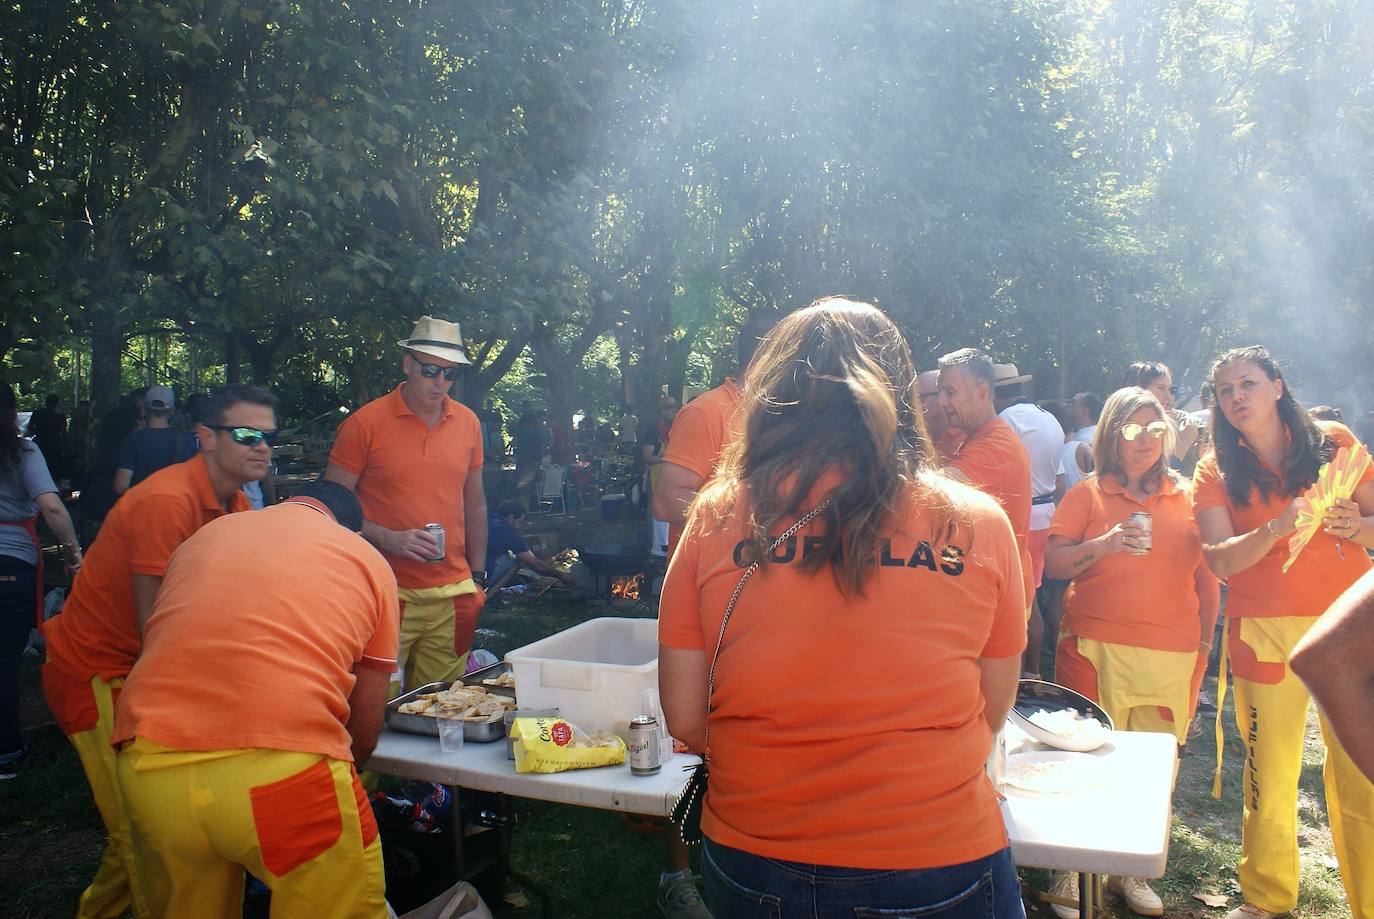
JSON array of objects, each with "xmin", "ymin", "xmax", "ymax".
[{"xmin": 703, "ymin": 838, "xmax": 1024, "ymax": 919}]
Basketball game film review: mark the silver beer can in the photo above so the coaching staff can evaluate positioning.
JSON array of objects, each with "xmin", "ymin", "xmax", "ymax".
[
  {"xmin": 424, "ymin": 523, "xmax": 446, "ymax": 563},
  {"xmin": 629, "ymin": 715, "xmax": 662, "ymax": 775},
  {"xmin": 1127, "ymin": 512, "xmax": 1152, "ymax": 555}
]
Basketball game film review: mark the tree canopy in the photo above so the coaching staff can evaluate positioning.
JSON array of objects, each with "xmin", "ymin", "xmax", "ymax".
[{"xmin": 3, "ymin": 0, "xmax": 1372, "ymax": 421}]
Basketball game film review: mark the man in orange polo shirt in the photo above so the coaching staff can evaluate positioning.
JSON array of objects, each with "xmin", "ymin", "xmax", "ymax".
[
  {"xmin": 918, "ymin": 369, "xmax": 964, "ymax": 459},
  {"xmin": 41, "ymin": 383, "xmax": 274, "ymax": 919},
  {"xmin": 652, "ymin": 311, "xmax": 777, "ymax": 553},
  {"xmin": 937, "ymin": 348, "xmax": 1034, "ymax": 615},
  {"xmin": 325, "ymin": 316, "xmax": 487, "ymax": 690},
  {"xmin": 112, "ymin": 482, "xmax": 397, "ymax": 919}
]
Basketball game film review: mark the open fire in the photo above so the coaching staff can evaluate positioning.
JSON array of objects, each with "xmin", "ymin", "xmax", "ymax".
[{"xmin": 609, "ymin": 573, "xmax": 644, "ymax": 601}]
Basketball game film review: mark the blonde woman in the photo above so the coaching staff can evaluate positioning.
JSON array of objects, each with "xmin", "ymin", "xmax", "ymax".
[{"xmin": 1044, "ymin": 387, "xmax": 1219, "ymax": 917}]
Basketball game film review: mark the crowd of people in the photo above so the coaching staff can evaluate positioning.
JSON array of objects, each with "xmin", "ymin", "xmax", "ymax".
[{"xmin": 1, "ymin": 303, "xmax": 1372, "ymax": 918}]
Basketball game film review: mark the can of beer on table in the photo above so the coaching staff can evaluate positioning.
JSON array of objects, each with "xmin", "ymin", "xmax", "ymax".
[
  {"xmin": 629, "ymin": 715, "xmax": 662, "ymax": 775},
  {"xmin": 424, "ymin": 523, "xmax": 446, "ymax": 563},
  {"xmin": 1126, "ymin": 512, "xmax": 1152, "ymax": 556}
]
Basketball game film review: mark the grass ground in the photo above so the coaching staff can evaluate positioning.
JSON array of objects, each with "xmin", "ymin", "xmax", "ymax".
[{"xmin": 0, "ymin": 508, "xmax": 1355, "ymax": 917}]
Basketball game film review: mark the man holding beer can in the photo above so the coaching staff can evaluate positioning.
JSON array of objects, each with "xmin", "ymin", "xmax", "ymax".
[{"xmin": 326, "ymin": 316, "xmax": 488, "ymax": 690}]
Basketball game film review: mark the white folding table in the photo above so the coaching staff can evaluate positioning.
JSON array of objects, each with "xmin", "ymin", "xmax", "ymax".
[{"xmin": 368, "ymin": 728, "xmax": 1176, "ymax": 918}]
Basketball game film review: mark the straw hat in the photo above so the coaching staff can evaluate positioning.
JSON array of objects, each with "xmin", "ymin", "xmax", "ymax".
[
  {"xmin": 397, "ymin": 316, "xmax": 472, "ymax": 365},
  {"xmin": 993, "ymin": 363, "xmax": 1032, "ymax": 387}
]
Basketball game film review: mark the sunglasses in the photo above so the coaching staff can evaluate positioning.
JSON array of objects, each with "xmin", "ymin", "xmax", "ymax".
[
  {"xmin": 411, "ymin": 355, "xmax": 461, "ymax": 381},
  {"xmin": 1120, "ymin": 421, "xmax": 1168, "ymax": 442},
  {"xmin": 205, "ymin": 425, "xmax": 279, "ymax": 447}
]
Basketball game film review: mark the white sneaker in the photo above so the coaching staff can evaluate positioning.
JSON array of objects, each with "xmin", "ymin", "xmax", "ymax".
[
  {"xmin": 1225, "ymin": 906, "xmax": 1282, "ymax": 919},
  {"xmin": 1108, "ymin": 876, "xmax": 1163, "ymax": 916},
  {"xmin": 1048, "ymin": 870, "xmax": 1079, "ymax": 919}
]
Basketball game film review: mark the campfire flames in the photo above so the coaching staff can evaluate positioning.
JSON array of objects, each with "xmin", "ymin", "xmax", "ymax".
[{"xmin": 610, "ymin": 573, "xmax": 644, "ymax": 601}]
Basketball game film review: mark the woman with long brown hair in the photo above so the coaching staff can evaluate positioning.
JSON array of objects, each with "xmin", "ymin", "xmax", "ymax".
[
  {"xmin": 1194, "ymin": 346, "xmax": 1374, "ymax": 919},
  {"xmin": 659, "ymin": 298, "xmax": 1027, "ymax": 917}
]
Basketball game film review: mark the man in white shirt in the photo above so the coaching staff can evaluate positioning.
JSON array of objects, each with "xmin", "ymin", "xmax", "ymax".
[{"xmin": 994, "ymin": 364, "xmax": 1064, "ymax": 679}]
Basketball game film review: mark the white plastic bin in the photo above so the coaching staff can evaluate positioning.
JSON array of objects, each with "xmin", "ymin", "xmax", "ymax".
[{"xmin": 505, "ymin": 618, "xmax": 658, "ymax": 740}]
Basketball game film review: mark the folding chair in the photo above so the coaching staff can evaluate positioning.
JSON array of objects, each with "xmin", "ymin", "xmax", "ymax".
[{"xmin": 538, "ymin": 465, "xmax": 567, "ymax": 515}]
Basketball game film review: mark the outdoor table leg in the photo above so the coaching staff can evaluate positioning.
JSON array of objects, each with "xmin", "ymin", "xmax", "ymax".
[
  {"xmin": 494, "ymin": 793, "xmax": 553, "ymax": 919},
  {"xmin": 1077, "ymin": 871, "xmax": 1099, "ymax": 918}
]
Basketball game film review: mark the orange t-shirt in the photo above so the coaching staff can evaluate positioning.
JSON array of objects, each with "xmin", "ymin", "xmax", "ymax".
[
  {"xmin": 661, "ymin": 378, "xmax": 743, "ymax": 550},
  {"xmin": 948, "ymin": 417, "xmax": 1034, "ymax": 601},
  {"xmin": 1048, "ymin": 474, "xmax": 1204, "ymax": 652},
  {"xmin": 658, "ymin": 478, "xmax": 1027, "ymax": 869},
  {"xmin": 934, "ymin": 428, "xmax": 966, "ymax": 460},
  {"xmin": 42, "ymin": 454, "xmax": 250, "ymax": 683},
  {"xmin": 1192, "ymin": 421, "xmax": 1373, "ymax": 619},
  {"xmin": 329, "ymin": 386, "xmax": 483, "ymax": 588},
  {"xmin": 112, "ymin": 503, "xmax": 400, "ymax": 762}
]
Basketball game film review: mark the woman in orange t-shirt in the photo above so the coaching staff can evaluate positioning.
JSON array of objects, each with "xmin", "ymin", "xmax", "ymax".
[
  {"xmin": 659, "ymin": 299, "xmax": 1027, "ymax": 918},
  {"xmin": 1192, "ymin": 346, "xmax": 1374, "ymax": 919},
  {"xmin": 1045, "ymin": 386, "xmax": 1218, "ymax": 916}
]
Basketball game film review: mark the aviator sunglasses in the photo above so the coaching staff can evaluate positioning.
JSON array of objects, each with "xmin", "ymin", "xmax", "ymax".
[
  {"xmin": 1120, "ymin": 420, "xmax": 1168, "ymax": 442},
  {"xmin": 204, "ymin": 425, "xmax": 279, "ymax": 447},
  {"xmin": 411, "ymin": 355, "xmax": 461, "ymax": 381}
]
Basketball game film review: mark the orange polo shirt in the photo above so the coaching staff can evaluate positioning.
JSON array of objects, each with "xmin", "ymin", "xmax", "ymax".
[
  {"xmin": 1192, "ymin": 421, "xmax": 1373, "ymax": 619},
  {"xmin": 948, "ymin": 417, "xmax": 1034, "ymax": 601},
  {"xmin": 659, "ymin": 477, "xmax": 1026, "ymax": 869},
  {"xmin": 112, "ymin": 503, "xmax": 399, "ymax": 762},
  {"xmin": 329, "ymin": 386, "xmax": 483, "ymax": 589},
  {"xmin": 1049, "ymin": 474, "xmax": 1204, "ymax": 651},
  {"xmin": 42, "ymin": 454, "xmax": 250, "ymax": 684},
  {"xmin": 661, "ymin": 378, "xmax": 743, "ymax": 550}
]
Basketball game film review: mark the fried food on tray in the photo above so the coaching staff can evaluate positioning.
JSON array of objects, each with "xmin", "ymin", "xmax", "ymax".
[
  {"xmin": 396, "ymin": 685, "xmax": 516, "ymax": 722},
  {"xmin": 481, "ymin": 671, "xmax": 516, "ymax": 688}
]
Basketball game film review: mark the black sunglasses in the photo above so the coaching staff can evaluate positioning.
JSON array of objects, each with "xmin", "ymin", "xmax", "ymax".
[
  {"xmin": 205, "ymin": 425, "xmax": 279, "ymax": 447},
  {"xmin": 411, "ymin": 355, "xmax": 461, "ymax": 381}
]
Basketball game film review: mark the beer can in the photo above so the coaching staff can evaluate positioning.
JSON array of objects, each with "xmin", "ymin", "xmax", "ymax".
[
  {"xmin": 629, "ymin": 715, "xmax": 662, "ymax": 775},
  {"xmin": 424, "ymin": 523, "xmax": 446, "ymax": 563},
  {"xmin": 1127, "ymin": 512, "xmax": 1152, "ymax": 555}
]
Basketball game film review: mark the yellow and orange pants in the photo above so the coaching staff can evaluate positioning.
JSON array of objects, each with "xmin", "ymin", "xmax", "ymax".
[
  {"xmin": 116, "ymin": 738, "xmax": 387, "ymax": 919},
  {"xmin": 1056, "ymin": 634, "xmax": 1204, "ymax": 744},
  {"xmin": 41, "ymin": 666, "xmax": 149, "ymax": 919},
  {"xmin": 394, "ymin": 579, "xmax": 482, "ymax": 693},
  {"xmin": 1228, "ymin": 615, "xmax": 1374, "ymax": 917}
]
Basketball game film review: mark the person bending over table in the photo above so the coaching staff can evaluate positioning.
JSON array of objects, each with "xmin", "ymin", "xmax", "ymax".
[
  {"xmin": 1044, "ymin": 386, "xmax": 1220, "ymax": 918},
  {"xmin": 1193, "ymin": 346, "xmax": 1374, "ymax": 919},
  {"xmin": 660, "ymin": 298, "xmax": 1027, "ymax": 918},
  {"xmin": 112, "ymin": 482, "xmax": 398, "ymax": 919}
]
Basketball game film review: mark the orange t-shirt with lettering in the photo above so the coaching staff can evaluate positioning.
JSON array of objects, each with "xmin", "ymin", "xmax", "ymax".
[
  {"xmin": 329, "ymin": 386, "xmax": 483, "ymax": 588},
  {"xmin": 112, "ymin": 503, "xmax": 400, "ymax": 762},
  {"xmin": 661, "ymin": 378, "xmax": 743, "ymax": 550},
  {"xmin": 659, "ymin": 477, "xmax": 1026, "ymax": 869},
  {"xmin": 42, "ymin": 454, "xmax": 250, "ymax": 683},
  {"xmin": 948, "ymin": 417, "xmax": 1034, "ymax": 601},
  {"xmin": 1049, "ymin": 474, "xmax": 1204, "ymax": 651},
  {"xmin": 1192, "ymin": 421, "xmax": 1373, "ymax": 619}
]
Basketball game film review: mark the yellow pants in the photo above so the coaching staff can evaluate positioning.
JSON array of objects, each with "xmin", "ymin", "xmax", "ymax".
[
  {"xmin": 1231, "ymin": 616, "xmax": 1374, "ymax": 917},
  {"xmin": 1057, "ymin": 635, "xmax": 1199, "ymax": 743},
  {"xmin": 394, "ymin": 580, "xmax": 479, "ymax": 693},
  {"xmin": 57, "ymin": 675, "xmax": 151, "ymax": 919},
  {"xmin": 116, "ymin": 738, "xmax": 387, "ymax": 919}
]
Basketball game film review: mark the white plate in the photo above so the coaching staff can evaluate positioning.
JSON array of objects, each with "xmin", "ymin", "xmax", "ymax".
[
  {"xmin": 1003, "ymin": 751, "xmax": 1105, "ymax": 797},
  {"xmin": 1007, "ymin": 706, "xmax": 1110, "ymax": 752}
]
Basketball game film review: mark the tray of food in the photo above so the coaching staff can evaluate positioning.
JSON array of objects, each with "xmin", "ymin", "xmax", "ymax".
[
  {"xmin": 386, "ymin": 682, "xmax": 517, "ymax": 742},
  {"xmin": 1007, "ymin": 680, "xmax": 1113, "ymax": 752},
  {"xmin": 461, "ymin": 661, "xmax": 516, "ymax": 698}
]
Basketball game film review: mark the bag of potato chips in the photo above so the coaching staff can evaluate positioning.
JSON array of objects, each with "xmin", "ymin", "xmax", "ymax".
[{"xmin": 511, "ymin": 716, "xmax": 626, "ymax": 774}]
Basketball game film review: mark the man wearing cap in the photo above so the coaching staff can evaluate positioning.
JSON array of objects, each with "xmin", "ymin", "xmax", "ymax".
[
  {"xmin": 112, "ymin": 482, "xmax": 397, "ymax": 919},
  {"xmin": 993, "ymin": 365, "xmax": 1066, "ymax": 678},
  {"xmin": 937, "ymin": 348, "xmax": 1034, "ymax": 610},
  {"xmin": 325, "ymin": 316, "xmax": 487, "ymax": 691},
  {"xmin": 112, "ymin": 386, "xmax": 197, "ymax": 495},
  {"xmin": 42, "ymin": 383, "xmax": 275, "ymax": 919}
]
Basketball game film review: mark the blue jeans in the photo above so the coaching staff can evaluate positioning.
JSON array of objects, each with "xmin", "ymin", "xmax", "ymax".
[
  {"xmin": 0, "ymin": 561, "xmax": 36, "ymax": 760},
  {"xmin": 703, "ymin": 838, "xmax": 1024, "ymax": 919}
]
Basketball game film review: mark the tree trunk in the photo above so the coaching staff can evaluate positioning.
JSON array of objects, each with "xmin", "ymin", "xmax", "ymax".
[
  {"xmin": 89, "ymin": 313, "xmax": 125, "ymax": 416},
  {"xmin": 225, "ymin": 332, "xmax": 241, "ymax": 385}
]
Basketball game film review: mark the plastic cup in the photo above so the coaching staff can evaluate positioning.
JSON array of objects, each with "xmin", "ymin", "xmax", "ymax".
[{"xmin": 437, "ymin": 715, "xmax": 465, "ymax": 753}]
